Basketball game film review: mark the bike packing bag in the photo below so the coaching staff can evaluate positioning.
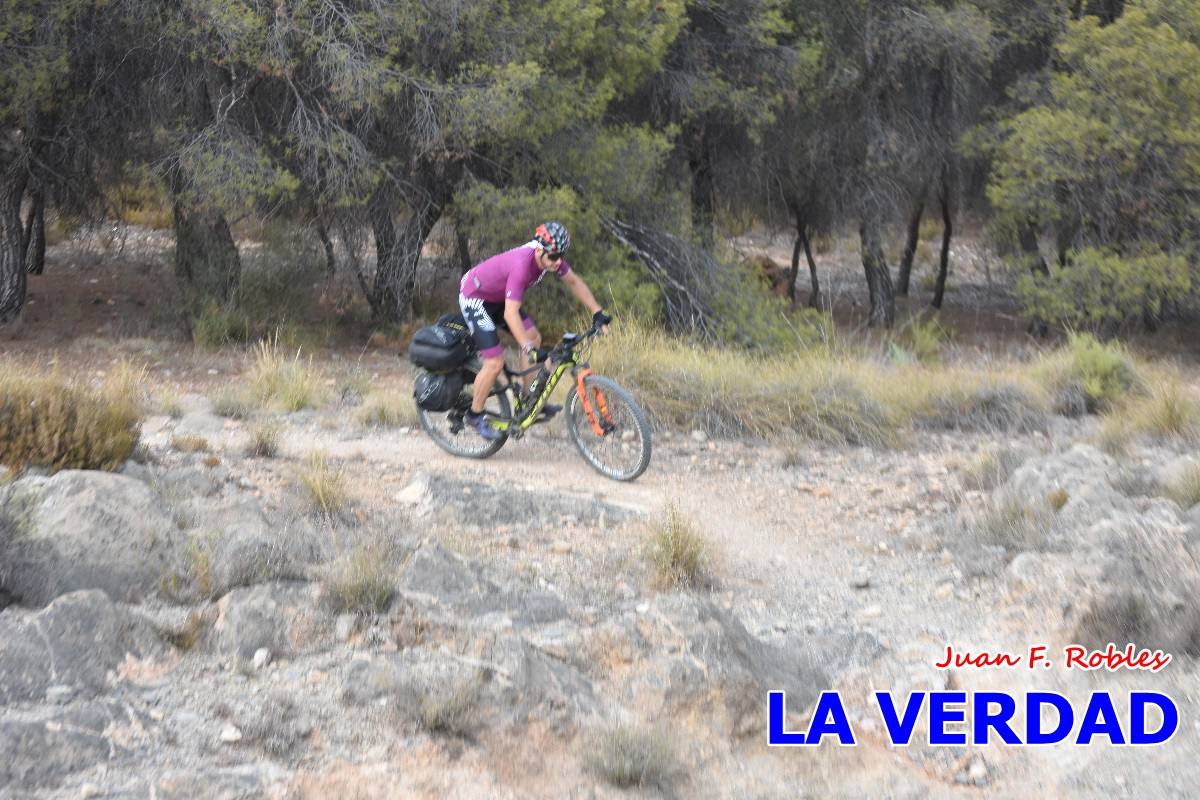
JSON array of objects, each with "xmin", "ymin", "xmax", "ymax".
[
  {"xmin": 408, "ymin": 324, "xmax": 469, "ymax": 372},
  {"xmin": 413, "ymin": 370, "xmax": 465, "ymax": 412},
  {"xmin": 436, "ymin": 312, "xmax": 471, "ymax": 340}
]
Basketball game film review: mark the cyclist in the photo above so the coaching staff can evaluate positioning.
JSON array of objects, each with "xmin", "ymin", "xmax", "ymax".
[{"xmin": 459, "ymin": 221, "xmax": 611, "ymax": 439}]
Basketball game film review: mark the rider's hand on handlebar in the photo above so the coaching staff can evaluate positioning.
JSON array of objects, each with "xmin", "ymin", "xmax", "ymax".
[
  {"xmin": 527, "ymin": 347, "xmax": 549, "ymax": 364},
  {"xmin": 593, "ymin": 309, "xmax": 612, "ymax": 335}
]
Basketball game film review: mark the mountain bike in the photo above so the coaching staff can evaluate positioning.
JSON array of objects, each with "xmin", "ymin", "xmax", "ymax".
[{"xmin": 416, "ymin": 322, "xmax": 652, "ymax": 482}]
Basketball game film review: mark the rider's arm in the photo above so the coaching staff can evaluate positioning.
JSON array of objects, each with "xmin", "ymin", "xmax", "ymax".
[
  {"xmin": 560, "ymin": 270, "xmax": 602, "ymax": 315},
  {"xmin": 503, "ymin": 299, "xmax": 533, "ymax": 350}
]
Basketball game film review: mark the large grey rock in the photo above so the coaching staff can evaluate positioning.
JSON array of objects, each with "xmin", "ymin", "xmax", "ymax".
[
  {"xmin": 173, "ymin": 499, "xmax": 324, "ymax": 597},
  {"xmin": 0, "ymin": 590, "xmax": 166, "ymax": 705},
  {"xmin": 210, "ymin": 582, "xmax": 328, "ymax": 661},
  {"xmin": 996, "ymin": 446, "xmax": 1200, "ymax": 654},
  {"xmin": 154, "ymin": 764, "xmax": 289, "ymax": 800},
  {"xmin": 0, "ymin": 702, "xmax": 131, "ymax": 790},
  {"xmin": 0, "ymin": 471, "xmax": 181, "ymax": 606},
  {"xmin": 396, "ymin": 471, "xmax": 639, "ymax": 530},
  {"xmin": 397, "ymin": 541, "xmax": 567, "ymax": 624}
]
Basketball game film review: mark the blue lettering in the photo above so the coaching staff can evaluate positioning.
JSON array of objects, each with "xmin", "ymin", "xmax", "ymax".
[
  {"xmin": 875, "ymin": 692, "xmax": 924, "ymax": 745},
  {"xmin": 929, "ymin": 692, "xmax": 967, "ymax": 745},
  {"xmin": 973, "ymin": 692, "xmax": 1020, "ymax": 745},
  {"xmin": 1077, "ymin": 692, "xmax": 1126, "ymax": 745},
  {"xmin": 1130, "ymin": 692, "xmax": 1178, "ymax": 745},
  {"xmin": 1026, "ymin": 692, "xmax": 1074, "ymax": 744},
  {"xmin": 768, "ymin": 691, "xmax": 856, "ymax": 746}
]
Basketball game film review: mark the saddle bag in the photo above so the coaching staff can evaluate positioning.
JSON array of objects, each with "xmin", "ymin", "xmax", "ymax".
[
  {"xmin": 408, "ymin": 324, "xmax": 468, "ymax": 372},
  {"xmin": 413, "ymin": 370, "xmax": 465, "ymax": 412}
]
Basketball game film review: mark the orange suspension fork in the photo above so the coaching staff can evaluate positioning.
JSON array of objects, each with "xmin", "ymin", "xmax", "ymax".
[{"xmin": 575, "ymin": 369, "xmax": 614, "ymax": 436}]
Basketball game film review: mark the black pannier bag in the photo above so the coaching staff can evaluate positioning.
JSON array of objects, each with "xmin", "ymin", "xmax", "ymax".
[
  {"xmin": 414, "ymin": 370, "xmax": 464, "ymax": 412},
  {"xmin": 408, "ymin": 324, "xmax": 468, "ymax": 372}
]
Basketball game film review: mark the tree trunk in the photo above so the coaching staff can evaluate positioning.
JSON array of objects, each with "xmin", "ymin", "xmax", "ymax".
[
  {"xmin": 789, "ymin": 231, "xmax": 802, "ymax": 307},
  {"xmin": 455, "ymin": 224, "xmax": 472, "ymax": 274},
  {"xmin": 24, "ymin": 191, "xmax": 46, "ymax": 275},
  {"xmin": 369, "ymin": 193, "xmax": 444, "ymax": 323},
  {"xmin": 172, "ymin": 200, "xmax": 241, "ymax": 308},
  {"xmin": 932, "ymin": 185, "xmax": 952, "ymax": 310},
  {"xmin": 896, "ymin": 188, "xmax": 927, "ymax": 297},
  {"xmin": 1020, "ymin": 224, "xmax": 1048, "ymax": 276},
  {"xmin": 1, "ymin": 173, "xmax": 30, "ymax": 324},
  {"xmin": 859, "ymin": 215, "xmax": 895, "ymax": 327},
  {"xmin": 687, "ymin": 126, "xmax": 715, "ymax": 249},
  {"xmin": 802, "ymin": 228, "xmax": 820, "ymax": 310},
  {"xmin": 316, "ymin": 220, "xmax": 337, "ymax": 277}
]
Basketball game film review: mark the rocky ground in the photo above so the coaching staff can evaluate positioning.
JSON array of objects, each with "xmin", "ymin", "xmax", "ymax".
[
  {"xmin": 2, "ymin": 226, "xmax": 1199, "ymax": 797},
  {"xmin": 2, "ymin": 374, "xmax": 1199, "ymax": 798}
]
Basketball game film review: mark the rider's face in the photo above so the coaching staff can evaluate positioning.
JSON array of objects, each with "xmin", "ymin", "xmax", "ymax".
[{"xmin": 536, "ymin": 248, "xmax": 560, "ymax": 270}]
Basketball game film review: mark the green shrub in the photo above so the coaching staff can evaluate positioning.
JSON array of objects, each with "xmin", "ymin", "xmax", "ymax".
[
  {"xmin": 1035, "ymin": 332, "xmax": 1141, "ymax": 413},
  {"xmin": 902, "ymin": 316, "xmax": 952, "ymax": 363},
  {"xmin": 192, "ymin": 302, "xmax": 251, "ymax": 350},
  {"xmin": 1016, "ymin": 248, "xmax": 1191, "ymax": 333},
  {"xmin": 0, "ymin": 372, "xmax": 142, "ymax": 472},
  {"xmin": 585, "ymin": 724, "xmax": 677, "ymax": 789}
]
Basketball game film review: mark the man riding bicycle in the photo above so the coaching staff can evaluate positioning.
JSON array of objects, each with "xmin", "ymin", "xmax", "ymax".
[{"xmin": 459, "ymin": 221, "xmax": 611, "ymax": 440}]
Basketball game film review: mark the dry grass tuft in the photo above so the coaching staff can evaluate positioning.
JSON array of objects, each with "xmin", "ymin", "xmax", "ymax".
[
  {"xmin": 356, "ymin": 392, "xmax": 419, "ymax": 428},
  {"xmin": 159, "ymin": 389, "xmax": 185, "ymax": 420},
  {"xmin": 212, "ymin": 388, "xmax": 256, "ymax": 420},
  {"xmin": 585, "ymin": 724, "xmax": 677, "ymax": 789},
  {"xmin": 324, "ymin": 542, "xmax": 394, "ymax": 613},
  {"xmin": 301, "ymin": 451, "xmax": 349, "ymax": 519},
  {"xmin": 248, "ymin": 336, "xmax": 322, "ymax": 412},
  {"xmin": 419, "ymin": 676, "xmax": 482, "ymax": 738},
  {"xmin": 646, "ymin": 503, "xmax": 713, "ymax": 589},
  {"xmin": 1166, "ymin": 463, "xmax": 1200, "ymax": 510},
  {"xmin": 170, "ymin": 434, "xmax": 211, "ymax": 453},
  {"xmin": 246, "ymin": 420, "xmax": 282, "ymax": 458},
  {"xmin": 965, "ymin": 493, "xmax": 1055, "ymax": 552}
]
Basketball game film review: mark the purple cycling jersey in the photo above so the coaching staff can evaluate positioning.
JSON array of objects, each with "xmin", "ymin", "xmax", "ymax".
[{"xmin": 460, "ymin": 243, "xmax": 571, "ymax": 304}]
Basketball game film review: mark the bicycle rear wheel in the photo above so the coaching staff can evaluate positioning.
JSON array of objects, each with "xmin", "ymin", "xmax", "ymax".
[
  {"xmin": 565, "ymin": 374, "xmax": 652, "ymax": 481},
  {"xmin": 418, "ymin": 385, "xmax": 511, "ymax": 459}
]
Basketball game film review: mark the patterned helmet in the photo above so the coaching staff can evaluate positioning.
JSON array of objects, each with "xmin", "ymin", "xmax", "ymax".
[{"xmin": 534, "ymin": 221, "xmax": 571, "ymax": 255}]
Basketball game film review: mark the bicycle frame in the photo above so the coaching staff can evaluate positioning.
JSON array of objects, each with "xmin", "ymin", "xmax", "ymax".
[{"xmin": 482, "ymin": 329, "xmax": 615, "ymax": 439}]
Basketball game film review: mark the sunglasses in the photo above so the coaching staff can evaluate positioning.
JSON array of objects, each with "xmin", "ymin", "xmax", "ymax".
[{"xmin": 544, "ymin": 251, "xmax": 563, "ymax": 262}]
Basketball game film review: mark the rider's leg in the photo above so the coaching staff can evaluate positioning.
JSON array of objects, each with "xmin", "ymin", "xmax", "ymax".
[
  {"xmin": 519, "ymin": 324, "xmax": 543, "ymax": 392},
  {"xmin": 470, "ymin": 354, "xmax": 505, "ymax": 414}
]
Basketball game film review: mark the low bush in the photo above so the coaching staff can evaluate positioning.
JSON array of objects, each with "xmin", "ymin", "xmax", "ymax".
[
  {"xmin": 0, "ymin": 371, "xmax": 142, "ymax": 472},
  {"xmin": 1034, "ymin": 332, "xmax": 1142, "ymax": 414}
]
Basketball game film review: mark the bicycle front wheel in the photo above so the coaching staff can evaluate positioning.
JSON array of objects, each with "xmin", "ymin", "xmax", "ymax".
[
  {"xmin": 417, "ymin": 385, "xmax": 511, "ymax": 460},
  {"xmin": 565, "ymin": 374, "xmax": 652, "ymax": 481}
]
